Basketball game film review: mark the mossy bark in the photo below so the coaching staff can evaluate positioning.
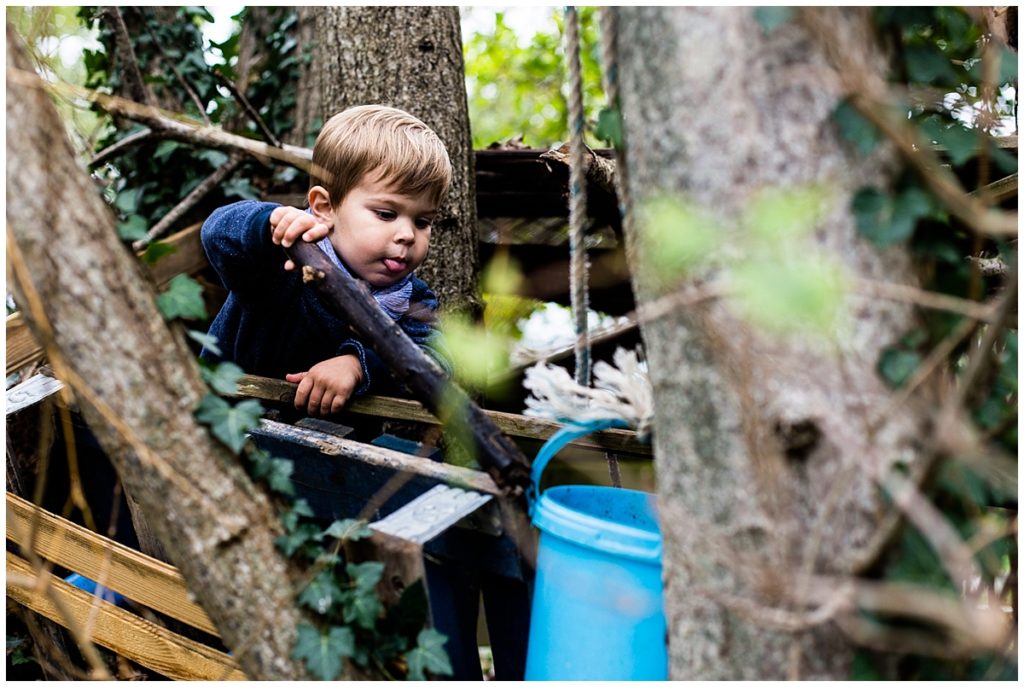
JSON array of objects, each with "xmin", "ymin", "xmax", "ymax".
[
  {"xmin": 314, "ymin": 6, "xmax": 480, "ymax": 317},
  {"xmin": 612, "ymin": 7, "xmax": 925, "ymax": 678},
  {"xmin": 6, "ymin": 26, "xmax": 314, "ymax": 680}
]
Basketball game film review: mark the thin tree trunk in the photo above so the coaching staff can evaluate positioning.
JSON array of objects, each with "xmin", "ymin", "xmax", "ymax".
[
  {"xmin": 613, "ymin": 7, "xmax": 925, "ymax": 678},
  {"xmin": 6, "ymin": 26, "xmax": 312, "ymax": 680},
  {"xmin": 314, "ymin": 6, "xmax": 480, "ymax": 317}
]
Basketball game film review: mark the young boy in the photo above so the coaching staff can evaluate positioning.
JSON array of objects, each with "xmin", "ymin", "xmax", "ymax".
[{"xmin": 201, "ymin": 105, "xmax": 453, "ymax": 416}]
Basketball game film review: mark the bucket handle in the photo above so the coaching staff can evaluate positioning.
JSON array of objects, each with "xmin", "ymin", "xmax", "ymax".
[{"xmin": 528, "ymin": 417, "xmax": 630, "ymax": 516}]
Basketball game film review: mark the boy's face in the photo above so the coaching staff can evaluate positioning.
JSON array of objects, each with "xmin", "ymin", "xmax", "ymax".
[{"xmin": 310, "ymin": 173, "xmax": 437, "ymax": 288}]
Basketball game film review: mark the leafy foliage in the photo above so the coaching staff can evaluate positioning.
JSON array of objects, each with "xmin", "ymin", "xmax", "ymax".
[
  {"xmin": 156, "ymin": 274, "xmax": 207, "ymax": 321},
  {"xmin": 405, "ymin": 628, "xmax": 454, "ymax": 681},
  {"xmin": 292, "ymin": 624, "xmax": 355, "ymax": 681}
]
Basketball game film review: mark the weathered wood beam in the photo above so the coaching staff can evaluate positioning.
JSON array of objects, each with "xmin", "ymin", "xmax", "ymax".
[
  {"xmin": 235, "ymin": 374, "xmax": 651, "ymax": 456},
  {"xmin": 7, "ymin": 552, "xmax": 244, "ymax": 681},
  {"xmin": 283, "ymin": 240, "xmax": 533, "ymax": 491},
  {"xmin": 6, "ymin": 491, "xmax": 218, "ymax": 636}
]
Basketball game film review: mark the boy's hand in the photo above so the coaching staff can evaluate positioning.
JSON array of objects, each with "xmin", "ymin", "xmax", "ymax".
[
  {"xmin": 269, "ymin": 206, "xmax": 331, "ymax": 271},
  {"xmin": 286, "ymin": 355, "xmax": 363, "ymax": 416}
]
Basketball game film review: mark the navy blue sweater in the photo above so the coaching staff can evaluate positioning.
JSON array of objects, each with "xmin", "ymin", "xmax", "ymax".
[{"xmin": 201, "ymin": 200, "xmax": 451, "ymax": 396}]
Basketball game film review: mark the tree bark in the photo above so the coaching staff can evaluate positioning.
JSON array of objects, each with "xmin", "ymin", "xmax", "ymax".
[
  {"xmin": 6, "ymin": 25, "xmax": 312, "ymax": 680},
  {"xmin": 612, "ymin": 7, "xmax": 925, "ymax": 679},
  {"xmin": 314, "ymin": 6, "xmax": 480, "ymax": 317}
]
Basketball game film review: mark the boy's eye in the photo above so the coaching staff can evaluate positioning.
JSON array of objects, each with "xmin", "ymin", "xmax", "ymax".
[
  {"xmin": 374, "ymin": 209, "xmax": 397, "ymax": 221},
  {"xmin": 415, "ymin": 218, "xmax": 433, "ymax": 230}
]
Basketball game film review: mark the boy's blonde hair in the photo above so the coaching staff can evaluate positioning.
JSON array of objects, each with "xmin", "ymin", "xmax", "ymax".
[{"xmin": 311, "ymin": 105, "xmax": 452, "ymax": 208}]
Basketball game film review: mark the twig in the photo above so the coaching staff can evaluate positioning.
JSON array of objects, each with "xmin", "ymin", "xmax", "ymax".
[
  {"xmin": 129, "ymin": 6, "xmax": 212, "ymax": 126},
  {"xmin": 966, "ymin": 254, "xmax": 1011, "ymax": 277},
  {"xmin": 213, "ymin": 70, "xmax": 282, "ymax": 148},
  {"xmin": 852, "ymin": 277, "xmax": 999, "ymax": 322},
  {"xmin": 953, "ymin": 268, "xmax": 1018, "ymax": 408},
  {"xmin": 102, "ymin": 6, "xmax": 151, "ymax": 106},
  {"xmin": 89, "ymin": 128, "xmax": 165, "ymax": 168},
  {"xmin": 132, "ymin": 152, "xmax": 245, "ymax": 249},
  {"xmin": 6, "ymin": 67, "xmax": 314, "ymax": 173},
  {"xmin": 540, "ymin": 142, "xmax": 617, "ymax": 195}
]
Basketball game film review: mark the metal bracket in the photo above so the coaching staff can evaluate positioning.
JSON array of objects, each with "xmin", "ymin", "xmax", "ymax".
[{"xmin": 369, "ymin": 484, "xmax": 495, "ymax": 544}]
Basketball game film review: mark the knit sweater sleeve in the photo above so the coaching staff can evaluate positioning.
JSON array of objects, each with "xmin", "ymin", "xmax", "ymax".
[{"xmin": 201, "ymin": 200, "xmax": 282, "ymax": 295}]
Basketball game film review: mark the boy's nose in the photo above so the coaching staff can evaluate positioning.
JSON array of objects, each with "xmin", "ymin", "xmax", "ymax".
[{"xmin": 394, "ymin": 219, "xmax": 415, "ymax": 243}]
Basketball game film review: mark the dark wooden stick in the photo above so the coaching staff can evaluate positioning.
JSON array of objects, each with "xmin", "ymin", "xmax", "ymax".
[
  {"xmin": 283, "ymin": 240, "xmax": 532, "ymax": 492},
  {"xmin": 213, "ymin": 70, "xmax": 283, "ymax": 149}
]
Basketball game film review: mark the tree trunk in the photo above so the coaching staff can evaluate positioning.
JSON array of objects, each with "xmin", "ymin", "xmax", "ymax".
[
  {"xmin": 314, "ymin": 6, "xmax": 480, "ymax": 317},
  {"xmin": 6, "ymin": 26, "xmax": 313, "ymax": 680},
  {"xmin": 612, "ymin": 8, "xmax": 925, "ymax": 678}
]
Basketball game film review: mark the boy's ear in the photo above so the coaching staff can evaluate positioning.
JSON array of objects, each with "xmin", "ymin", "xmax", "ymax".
[{"xmin": 307, "ymin": 186, "xmax": 333, "ymax": 222}]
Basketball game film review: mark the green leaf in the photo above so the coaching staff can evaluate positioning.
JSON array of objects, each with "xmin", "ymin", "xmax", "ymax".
[
  {"xmin": 113, "ymin": 186, "xmax": 143, "ymax": 214},
  {"xmin": 153, "ymin": 140, "xmax": 181, "ymax": 162},
  {"xmin": 878, "ymin": 348, "xmax": 921, "ymax": 388},
  {"xmin": 833, "ymin": 100, "xmax": 880, "ymax": 156},
  {"xmin": 594, "ymin": 107, "xmax": 623, "ymax": 148},
  {"xmin": 117, "ymin": 214, "xmax": 149, "ymax": 241},
  {"xmin": 850, "ymin": 650, "xmax": 882, "ymax": 680},
  {"xmin": 266, "ymin": 457, "xmax": 295, "ymax": 496},
  {"xmin": 292, "ymin": 623, "xmax": 354, "ymax": 681},
  {"xmin": 637, "ymin": 194, "xmax": 718, "ymax": 284},
  {"xmin": 753, "ymin": 6, "xmax": 794, "ymax": 33},
  {"xmin": 187, "ymin": 330, "xmax": 221, "ymax": 356},
  {"xmin": 196, "ymin": 149, "xmax": 229, "ymax": 168},
  {"xmin": 275, "ymin": 522, "xmax": 323, "ymax": 557},
  {"xmin": 194, "ymin": 394, "xmax": 262, "ymax": 453},
  {"xmin": 140, "ymin": 240, "xmax": 177, "ymax": 265},
  {"xmin": 746, "ymin": 185, "xmax": 831, "ymax": 242},
  {"xmin": 324, "ymin": 518, "xmax": 372, "ymax": 542},
  {"xmin": 280, "ymin": 498, "xmax": 315, "ymax": 531},
  {"xmin": 200, "ymin": 361, "xmax": 244, "ymax": 396},
  {"xmin": 852, "ymin": 187, "xmax": 929, "ymax": 247},
  {"xmin": 156, "ymin": 274, "xmax": 207, "ymax": 321},
  {"xmin": 343, "ymin": 586, "xmax": 383, "ymax": 630},
  {"xmin": 347, "ymin": 561, "xmax": 385, "ymax": 592},
  {"xmin": 299, "ymin": 570, "xmax": 344, "ymax": 615},
  {"xmin": 731, "ymin": 257, "xmax": 847, "ymax": 336},
  {"xmin": 921, "ymin": 119, "xmax": 978, "ymax": 166},
  {"xmin": 405, "ymin": 628, "xmax": 453, "ymax": 681},
  {"xmin": 904, "ymin": 44, "xmax": 958, "ymax": 84}
]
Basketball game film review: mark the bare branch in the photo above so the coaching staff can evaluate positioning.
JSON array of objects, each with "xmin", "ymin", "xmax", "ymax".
[
  {"xmin": 213, "ymin": 70, "xmax": 282, "ymax": 148},
  {"xmin": 852, "ymin": 277, "xmax": 999, "ymax": 322},
  {"xmin": 88, "ymin": 128, "xmax": 166, "ymax": 168},
  {"xmin": 954, "ymin": 267, "xmax": 1018, "ymax": 408},
  {"xmin": 132, "ymin": 153, "xmax": 246, "ymax": 250},
  {"xmin": 102, "ymin": 6, "xmax": 151, "ymax": 106}
]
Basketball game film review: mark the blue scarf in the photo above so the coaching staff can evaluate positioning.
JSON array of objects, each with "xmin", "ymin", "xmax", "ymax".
[{"xmin": 316, "ymin": 237, "xmax": 413, "ymax": 320}]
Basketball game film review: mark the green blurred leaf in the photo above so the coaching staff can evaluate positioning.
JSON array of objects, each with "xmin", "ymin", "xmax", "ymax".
[
  {"xmin": 731, "ymin": 257, "xmax": 847, "ymax": 335},
  {"xmin": 187, "ymin": 330, "xmax": 221, "ymax": 356},
  {"xmin": 153, "ymin": 140, "xmax": 181, "ymax": 162},
  {"xmin": 140, "ymin": 240, "xmax": 177, "ymax": 265},
  {"xmin": 921, "ymin": 119, "xmax": 978, "ymax": 166},
  {"xmin": 265, "ymin": 457, "xmax": 295, "ymax": 496},
  {"xmin": 405, "ymin": 628, "xmax": 453, "ymax": 681},
  {"xmin": 753, "ymin": 6, "xmax": 794, "ymax": 33},
  {"xmin": 439, "ymin": 314, "xmax": 510, "ymax": 389},
  {"xmin": 117, "ymin": 214, "xmax": 149, "ymax": 241},
  {"xmin": 595, "ymin": 107, "xmax": 623, "ymax": 148},
  {"xmin": 200, "ymin": 361, "xmax": 244, "ymax": 396},
  {"xmin": 638, "ymin": 195, "xmax": 718, "ymax": 283},
  {"xmin": 114, "ymin": 186, "xmax": 143, "ymax": 214},
  {"xmin": 834, "ymin": 100, "xmax": 881, "ymax": 156},
  {"xmin": 877, "ymin": 348, "xmax": 921, "ymax": 388},
  {"xmin": 292, "ymin": 624, "xmax": 354, "ymax": 680},
  {"xmin": 324, "ymin": 518, "xmax": 372, "ymax": 542},
  {"xmin": 347, "ymin": 561, "xmax": 385, "ymax": 592},
  {"xmin": 156, "ymin": 274, "xmax": 207, "ymax": 321},
  {"xmin": 275, "ymin": 521, "xmax": 322, "ymax": 557},
  {"xmin": 850, "ymin": 650, "xmax": 883, "ymax": 680},
  {"xmin": 852, "ymin": 187, "xmax": 931, "ymax": 246},
  {"xmin": 299, "ymin": 570, "xmax": 344, "ymax": 615},
  {"xmin": 746, "ymin": 186, "xmax": 831, "ymax": 242},
  {"xmin": 905, "ymin": 44, "xmax": 959, "ymax": 84},
  {"xmin": 194, "ymin": 394, "xmax": 262, "ymax": 453}
]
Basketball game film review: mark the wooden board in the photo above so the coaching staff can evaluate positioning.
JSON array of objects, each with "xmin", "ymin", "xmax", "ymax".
[
  {"xmin": 6, "ymin": 312, "xmax": 45, "ymax": 375},
  {"xmin": 6, "ymin": 491, "xmax": 218, "ymax": 637},
  {"xmin": 6, "ymin": 551, "xmax": 244, "ymax": 681}
]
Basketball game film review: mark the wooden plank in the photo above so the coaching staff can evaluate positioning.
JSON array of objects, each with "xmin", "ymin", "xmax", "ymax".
[
  {"xmin": 6, "ymin": 373, "xmax": 64, "ymax": 415},
  {"xmin": 6, "ymin": 312, "xmax": 44, "ymax": 375},
  {"xmin": 235, "ymin": 374, "xmax": 652, "ymax": 456},
  {"xmin": 6, "ymin": 491, "xmax": 218, "ymax": 637},
  {"xmin": 6, "ymin": 551, "xmax": 245, "ymax": 681},
  {"xmin": 971, "ymin": 172, "xmax": 1018, "ymax": 203}
]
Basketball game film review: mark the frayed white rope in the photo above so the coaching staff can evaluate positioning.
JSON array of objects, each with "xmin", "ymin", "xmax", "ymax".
[{"xmin": 523, "ymin": 347, "xmax": 654, "ymax": 440}]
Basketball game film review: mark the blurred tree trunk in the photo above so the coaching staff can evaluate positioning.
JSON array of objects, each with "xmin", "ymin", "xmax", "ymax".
[
  {"xmin": 612, "ymin": 7, "xmax": 925, "ymax": 679},
  {"xmin": 313, "ymin": 6, "xmax": 480, "ymax": 317},
  {"xmin": 7, "ymin": 26, "xmax": 313, "ymax": 680}
]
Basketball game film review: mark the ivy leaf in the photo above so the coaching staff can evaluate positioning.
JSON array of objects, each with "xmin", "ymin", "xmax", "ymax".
[
  {"xmin": 731, "ymin": 257, "xmax": 847, "ymax": 336},
  {"xmin": 852, "ymin": 187, "xmax": 929, "ymax": 247},
  {"xmin": 878, "ymin": 348, "xmax": 921, "ymax": 388},
  {"xmin": 280, "ymin": 498, "xmax": 315, "ymax": 531},
  {"xmin": 594, "ymin": 107, "xmax": 623, "ymax": 148},
  {"xmin": 753, "ymin": 6, "xmax": 794, "ymax": 33},
  {"xmin": 153, "ymin": 140, "xmax": 181, "ymax": 163},
  {"xmin": 276, "ymin": 522, "xmax": 323, "ymax": 557},
  {"xmin": 187, "ymin": 330, "xmax": 221, "ymax": 356},
  {"xmin": 343, "ymin": 586, "xmax": 383, "ymax": 630},
  {"xmin": 299, "ymin": 570, "xmax": 345, "ymax": 615},
  {"xmin": 904, "ymin": 44, "xmax": 958, "ymax": 84},
  {"xmin": 117, "ymin": 214, "xmax": 149, "ymax": 241},
  {"xmin": 194, "ymin": 394, "xmax": 262, "ymax": 453},
  {"xmin": 405, "ymin": 628, "xmax": 453, "ymax": 681},
  {"xmin": 157, "ymin": 274, "xmax": 207, "ymax": 321},
  {"xmin": 637, "ymin": 194, "xmax": 718, "ymax": 284},
  {"xmin": 292, "ymin": 624, "xmax": 354, "ymax": 681},
  {"xmin": 140, "ymin": 240, "xmax": 177, "ymax": 265},
  {"xmin": 347, "ymin": 561, "xmax": 385, "ymax": 592},
  {"xmin": 266, "ymin": 457, "xmax": 296, "ymax": 496},
  {"xmin": 833, "ymin": 100, "xmax": 880, "ymax": 156},
  {"xmin": 921, "ymin": 119, "xmax": 978, "ymax": 166},
  {"xmin": 196, "ymin": 149, "xmax": 230, "ymax": 168},
  {"xmin": 324, "ymin": 518, "xmax": 373, "ymax": 542},
  {"xmin": 200, "ymin": 361, "xmax": 245, "ymax": 396},
  {"xmin": 113, "ymin": 186, "xmax": 143, "ymax": 214}
]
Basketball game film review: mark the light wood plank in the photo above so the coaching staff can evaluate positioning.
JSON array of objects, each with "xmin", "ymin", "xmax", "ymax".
[
  {"xmin": 6, "ymin": 491, "xmax": 218, "ymax": 636},
  {"xmin": 6, "ymin": 312, "xmax": 45, "ymax": 375},
  {"xmin": 6, "ymin": 551, "xmax": 245, "ymax": 681},
  {"xmin": 237, "ymin": 374, "xmax": 652, "ymax": 455}
]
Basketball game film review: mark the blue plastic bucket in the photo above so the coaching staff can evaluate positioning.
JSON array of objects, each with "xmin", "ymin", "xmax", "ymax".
[{"xmin": 525, "ymin": 419, "xmax": 667, "ymax": 680}]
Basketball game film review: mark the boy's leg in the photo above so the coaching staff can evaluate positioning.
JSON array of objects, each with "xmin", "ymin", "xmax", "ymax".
[
  {"xmin": 481, "ymin": 572, "xmax": 532, "ymax": 681},
  {"xmin": 423, "ymin": 558, "xmax": 483, "ymax": 680}
]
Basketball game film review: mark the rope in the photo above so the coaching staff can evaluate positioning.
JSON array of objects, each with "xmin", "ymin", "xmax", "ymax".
[{"xmin": 564, "ymin": 6, "xmax": 591, "ymax": 386}]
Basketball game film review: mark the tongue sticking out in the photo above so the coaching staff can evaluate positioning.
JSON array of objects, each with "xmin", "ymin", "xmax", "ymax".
[{"xmin": 383, "ymin": 258, "xmax": 406, "ymax": 274}]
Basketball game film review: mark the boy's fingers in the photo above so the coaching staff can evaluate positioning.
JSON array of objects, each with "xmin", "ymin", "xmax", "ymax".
[
  {"xmin": 285, "ymin": 372, "xmax": 306, "ymax": 383},
  {"xmin": 293, "ymin": 376, "xmax": 312, "ymax": 410},
  {"xmin": 283, "ymin": 259, "xmax": 296, "ymax": 271},
  {"xmin": 331, "ymin": 396, "xmax": 346, "ymax": 414},
  {"xmin": 320, "ymin": 393, "xmax": 335, "ymax": 416},
  {"xmin": 307, "ymin": 385, "xmax": 324, "ymax": 415}
]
